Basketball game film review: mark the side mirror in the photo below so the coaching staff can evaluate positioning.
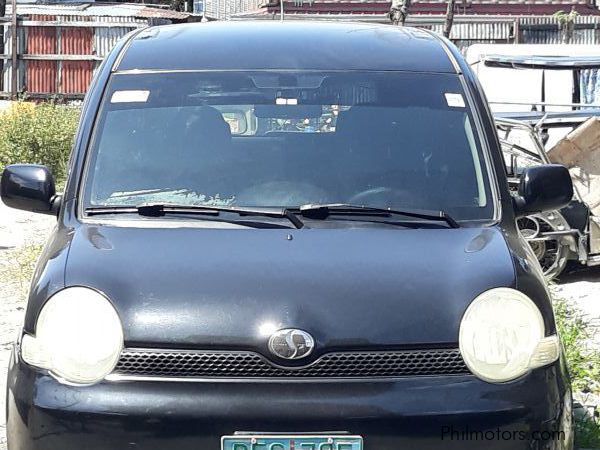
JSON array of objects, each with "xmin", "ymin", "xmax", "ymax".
[
  {"xmin": 514, "ymin": 164, "xmax": 573, "ymax": 218},
  {"xmin": 1, "ymin": 164, "xmax": 60, "ymax": 215}
]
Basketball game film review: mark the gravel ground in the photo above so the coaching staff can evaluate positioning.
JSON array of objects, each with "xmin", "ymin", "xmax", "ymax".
[
  {"xmin": 556, "ymin": 267, "xmax": 600, "ymax": 341},
  {"xmin": 0, "ymin": 202, "xmax": 55, "ymax": 450},
  {"xmin": 0, "ymin": 205, "xmax": 599, "ymax": 449}
]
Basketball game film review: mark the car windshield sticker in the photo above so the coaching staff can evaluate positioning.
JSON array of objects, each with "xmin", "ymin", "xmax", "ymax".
[
  {"xmin": 445, "ymin": 93, "xmax": 465, "ymax": 108},
  {"xmin": 111, "ymin": 90, "xmax": 150, "ymax": 104},
  {"xmin": 275, "ymin": 98, "xmax": 298, "ymax": 105}
]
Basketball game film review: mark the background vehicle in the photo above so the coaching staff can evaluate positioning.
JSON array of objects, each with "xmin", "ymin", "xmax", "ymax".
[
  {"xmin": 472, "ymin": 50, "xmax": 600, "ymax": 279},
  {"xmin": 466, "ymin": 45, "xmax": 600, "ymax": 116},
  {"xmin": 496, "ymin": 115, "xmax": 600, "ymax": 278}
]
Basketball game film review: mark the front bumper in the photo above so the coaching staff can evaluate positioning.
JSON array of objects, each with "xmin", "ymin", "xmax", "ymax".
[{"xmin": 7, "ymin": 348, "xmax": 572, "ymax": 450}]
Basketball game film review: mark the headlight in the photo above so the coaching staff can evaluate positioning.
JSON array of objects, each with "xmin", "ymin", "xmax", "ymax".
[
  {"xmin": 21, "ymin": 287, "xmax": 123, "ymax": 385},
  {"xmin": 459, "ymin": 288, "xmax": 559, "ymax": 383}
]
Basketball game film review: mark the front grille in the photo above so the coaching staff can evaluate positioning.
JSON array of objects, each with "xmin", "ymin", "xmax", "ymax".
[{"xmin": 113, "ymin": 348, "xmax": 470, "ymax": 379}]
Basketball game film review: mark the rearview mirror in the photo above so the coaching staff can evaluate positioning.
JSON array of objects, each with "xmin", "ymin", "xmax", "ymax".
[
  {"xmin": 513, "ymin": 165, "xmax": 573, "ymax": 218},
  {"xmin": 1, "ymin": 164, "xmax": 60, "ymax": 215}
]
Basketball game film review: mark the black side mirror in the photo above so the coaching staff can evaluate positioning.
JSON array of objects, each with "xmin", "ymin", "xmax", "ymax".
[
  {"xmin": 1, "ymin": 164, "xmax": 60, "ymax": 215},
  {"xmin": 513, "ymin": 164, "xmax": 573, "ymax": 218}
]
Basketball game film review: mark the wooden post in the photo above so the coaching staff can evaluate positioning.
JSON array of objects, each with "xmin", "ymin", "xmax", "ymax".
[
  {"xmin": 56, "ymin": 26, "xmax": 61, "ymax": 95},
  {"xmin": 10, "ymin": 0, "xmax": 16, "ymax": 99},
  {"xmin": 0, "ymin": 0, "xmax": 5, "ymax": 92},
  {"xmin": 443, "ymin": 0, "xmax": 456, "ymax": 38}
]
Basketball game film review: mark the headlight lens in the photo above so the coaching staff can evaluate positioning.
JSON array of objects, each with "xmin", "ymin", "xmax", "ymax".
[
  {"xmin": 459, "ymin": 288, "xmax": 559, "ymax": 383},
  {"xmin": 21, "ymin": 287, "xmax": 123, "ymax": 385}
]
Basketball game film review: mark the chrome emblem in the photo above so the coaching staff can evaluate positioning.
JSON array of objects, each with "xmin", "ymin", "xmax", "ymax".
[{"xmin": 268, "ymin": 329, "xmax": 315, "ymax": 360}]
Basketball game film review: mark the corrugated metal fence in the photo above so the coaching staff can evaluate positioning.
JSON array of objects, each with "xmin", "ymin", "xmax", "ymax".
[
  {"xmin": 203, "ymin": 0, "xmax": 265, "ymax": 19},
  {"xmin": 0, "ymin": 5, "xmax": 188, "ymax": 98},
  {"xmin": 2, "ymin": 20, "xmax": 26, "ymax": 96},
  {"xmin": 425, "ymin": 20, "xmax": 514, "ymax": 51},
  {"xmin": 3, "ymin": 9, "xmax": 600, "ymax": 97},
  {"xmin": 414, "ymin": 15, "xmax": 600, "ymax": 51},
  {"xmin": 520, "ymin": 15, "xmax": 600, "ymax": 44}
]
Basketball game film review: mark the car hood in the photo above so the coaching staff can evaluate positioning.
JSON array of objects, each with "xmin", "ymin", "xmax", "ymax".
[{"xmin": 65, "ymin": 224, "xmax": 515, "ymax": 353}]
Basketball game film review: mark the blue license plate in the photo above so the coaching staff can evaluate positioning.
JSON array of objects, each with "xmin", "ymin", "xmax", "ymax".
[{"xmin": 222, "ymin": 434, "xmax": 363, "ymax": 450}]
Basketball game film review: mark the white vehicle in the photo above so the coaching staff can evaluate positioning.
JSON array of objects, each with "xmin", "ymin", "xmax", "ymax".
[
  {"xmin": 468, "ymin": 46, "xmax": 600, "ymax": 278},
  {"xmin": 467, "ymin": 44, "xmax": 600, "ymax": 115}
]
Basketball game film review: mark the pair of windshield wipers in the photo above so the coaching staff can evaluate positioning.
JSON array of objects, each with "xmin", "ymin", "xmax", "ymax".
[{"xmin": 84, "ymin": 203, "xmax": 460, "ymax": 229}]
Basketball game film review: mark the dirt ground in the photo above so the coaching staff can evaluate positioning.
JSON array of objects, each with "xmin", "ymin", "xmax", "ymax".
[
  {"xmin": 0, "ymin": 204, "xmax": 599, "ymax": 450},
  {"xmin": 556, "ymin": 267, "xmax": 600, "ymax": 343},
  {"xmin": 0, "ymin": 202, "xmax": 55, "ymax": 449}
]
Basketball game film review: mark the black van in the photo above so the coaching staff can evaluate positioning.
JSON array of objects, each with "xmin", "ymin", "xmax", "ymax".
[{"xmin": 2, "ymin": 21, "xmax": 574, "ymax": 450}]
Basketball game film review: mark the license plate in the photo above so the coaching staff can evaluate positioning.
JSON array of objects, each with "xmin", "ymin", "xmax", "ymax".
[{"xmin": 222, "ymin": 434, "xmax": 363, "ymax": 450}]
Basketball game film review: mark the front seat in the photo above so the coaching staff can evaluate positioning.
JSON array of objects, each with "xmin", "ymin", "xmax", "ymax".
[
  {"xmin": 172, "ymin": 106, "xmax": 234, "ymax": 197},
  {"xmin": 179, "ymin": 106, "xmax": 232, "ymax": 161},
  {"xmin": 334, "ymin": 106, "xmax": 427, "ymax": 208}
]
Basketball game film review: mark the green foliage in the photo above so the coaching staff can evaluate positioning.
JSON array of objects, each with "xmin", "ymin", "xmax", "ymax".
[
  {"xmin": 0, "ymin": 101, "xmax": 80, "ymax": 184},
  {"xmin": 553, "ymin": 8, "xmax": 579, "ymax": 25},
  {"xmin": 552, "ymin": 292, "xmax": 600, "ymax": 448},
  {"xmin": 553, "ymin": 8, "xmax": 578, "ymax": 43},
  {"xmin": 553, "ymin": 295, "xmax": 600, "ymax": 393},
  {"xmin": 575, "ymin": 414, "xmax": 600, "ymax": 449}
]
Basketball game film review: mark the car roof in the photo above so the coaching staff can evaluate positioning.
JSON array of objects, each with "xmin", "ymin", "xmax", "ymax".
[{"xmin": 115, "ymin": 21, "xmax": 457, "ymax": 73}]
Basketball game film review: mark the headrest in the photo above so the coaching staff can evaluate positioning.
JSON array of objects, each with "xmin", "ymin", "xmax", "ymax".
[{"xmin": 185, "ymin": 106, "xmax": 232, "ymax": 148}]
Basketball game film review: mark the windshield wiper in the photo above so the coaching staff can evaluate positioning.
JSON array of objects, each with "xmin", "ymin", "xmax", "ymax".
[
  {"xmin": 85, "ymin": 203, "xmax": 304, "ymax": 229},
  {"xmin": 295, "ymin": 203, "xmax": 460, "ymax": 228}
]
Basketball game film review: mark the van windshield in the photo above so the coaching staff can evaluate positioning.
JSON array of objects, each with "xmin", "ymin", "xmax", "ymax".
[{"xmin": 83, "ymin": 71, "xmax": 494, "ymax": 221}]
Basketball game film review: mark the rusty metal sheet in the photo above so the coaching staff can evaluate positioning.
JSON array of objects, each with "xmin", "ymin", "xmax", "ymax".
[
  {"xmin": 60, "ymin": 26, "xmax": 93, "ymax": 94},
  {"xmin": 131, "ymin": 7, "xmax": 190, "ymax": 20},
  {"xmin": 10, "ymin": 3, "xmax": 188, "ymax": 19},
  {"xmin": 60, "ymin": 61, "xmax": 92, "ymax": 94},
  {"xmin": 26, "ymin": 60, "xmax": 57, "ymax": 93},
  {"xmin": 26, "ymin": 15, "xmax": 57, "ymax": 93}
]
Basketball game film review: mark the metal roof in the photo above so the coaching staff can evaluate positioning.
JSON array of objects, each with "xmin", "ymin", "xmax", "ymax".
[
  {"xmin": 7, "ymin": 3, "xmax": 191, "ymax": 20},
  {"xmin": 483, "ymin": 54, "xmax": 600, "ymax": 69},
  {"xmin": 238, "ymin": 0, "xmax": 600, "ymax": 16},
  {"xmin": 495, "ymin": 109, "xmax": 600, "ymax": 126},
  {"xmin": 117, "ymin": 21, "xmax": 457, "ymax": 73},
  {"xmin": 277, "ymin": 0, "xmax": 592, "ymax": 4}
]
